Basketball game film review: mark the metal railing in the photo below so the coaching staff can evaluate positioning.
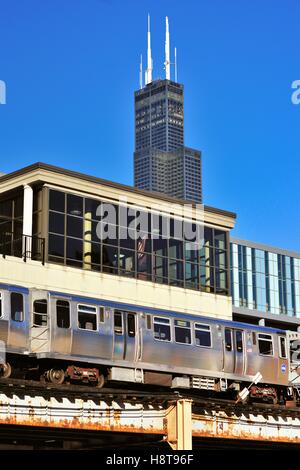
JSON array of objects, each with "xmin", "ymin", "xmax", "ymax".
[{"xmin": 0, "ymin": 232, "xmax": 45, "ymax": 265}]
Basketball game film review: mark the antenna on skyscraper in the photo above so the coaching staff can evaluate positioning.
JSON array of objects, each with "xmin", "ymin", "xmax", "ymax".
[
  {"xmin": 174, "ymin": 47, "xmax": 178, "ymax": 82},
  {"xmin": 139, "ymin": 54, "xmax": 143, "ymax": 89},
  {"xmin": 145, "ymin": 14, "xmax": 153, "ymax": 84},
  {"xmin": 165, "ymin": 16, "xmax": 171, "ymax": 80}
]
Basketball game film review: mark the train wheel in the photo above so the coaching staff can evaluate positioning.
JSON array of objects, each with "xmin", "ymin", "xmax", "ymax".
[
  {"xmin": 47, "ymin": 368, "xmax": 65, "ymax": 385},
  {"xmin": 0, "ymin": 362, "xmax": 12, "ymax": 379},
  {"xmin": 96, "ymin": 373, "xmax": 105, "ymax": 388}
]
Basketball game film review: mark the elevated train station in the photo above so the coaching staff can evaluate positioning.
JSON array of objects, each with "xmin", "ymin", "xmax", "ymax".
[{"xmin": 0, "ymin": 163, "xmax": 300, "ymax": 450}]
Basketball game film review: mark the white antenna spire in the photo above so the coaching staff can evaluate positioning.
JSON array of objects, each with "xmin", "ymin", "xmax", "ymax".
[
  {"xmin": 174, "ymin": 46, "xmax": 177, "ymax": 82},
  {"xmin": 165, "ymin": 16, "xmax": 171, "ymax": 80},
  {"xmin": 146, "ymin": 14, "xmax": 153, "ymax": 84},
  {"xmin": 139, "ymin": 54, "xmax": 143, "ymax": 89}
]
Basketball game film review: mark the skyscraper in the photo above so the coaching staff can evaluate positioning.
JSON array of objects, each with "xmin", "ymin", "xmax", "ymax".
[{"xmin": 134, "ymin": 16, "xmax": 202, "ymax": 203}]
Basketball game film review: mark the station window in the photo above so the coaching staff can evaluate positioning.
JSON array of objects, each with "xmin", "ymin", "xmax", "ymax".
[
  {"xmin": 33, "ymin": 299, "xmax": 48, "ymax": 327},
  {"xmin": 279, "ymin": 336, "xmax": 287, "ymax": 359},
  {"xmin": 258, "ymin": 334, "xmax": 273, "ymax": 356},
  {"xmin": 153, "ymin": 317, "xmax": 171, "ymax": 342},
  {"xmin": 195, "ymin": 323, "xmax": 211, "ymax": 347},
  {"xmin": 11, "ymin": 292, "xmax": 23, "ymax": 322},
  {"xmin": 225, "ymin": 328, "xmax": 232, "ymax": 351},
  {"xmin": 174, "ymin": 319, "xmax": 191, "ymax": 344},
  {"xmin": 78, "ymin": 304, "xmax": 97, "ymax": 331},
  {"xmin": 57, "ymin": 300, "xmax": 70, "ymax": 328}
]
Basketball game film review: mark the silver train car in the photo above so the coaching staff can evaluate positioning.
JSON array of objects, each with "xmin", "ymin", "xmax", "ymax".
[{"xmin": 0, "ymin": 282, "xmax": 294, "ymax": 403}]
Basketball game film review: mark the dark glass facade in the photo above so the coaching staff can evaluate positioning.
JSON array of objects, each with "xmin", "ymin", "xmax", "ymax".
[{"xmin": 48, "ymin": 189, "xmax": 229, "ymax": 295}]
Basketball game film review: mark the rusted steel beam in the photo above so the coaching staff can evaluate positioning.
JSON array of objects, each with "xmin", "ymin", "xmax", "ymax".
[{"xmin": 1, "ymin": 391, "xmax": 300, "ymax": 445}]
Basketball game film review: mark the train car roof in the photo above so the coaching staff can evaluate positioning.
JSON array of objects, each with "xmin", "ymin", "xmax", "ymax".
[{"xmin": 49, "ymin": 290, "xmax": 286, "ymax": 335}]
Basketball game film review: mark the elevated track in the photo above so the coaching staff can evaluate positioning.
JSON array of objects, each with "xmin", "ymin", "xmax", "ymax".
[{"xmin": 0, "ymin": 378, "xmax": 300, "ymax": 449}]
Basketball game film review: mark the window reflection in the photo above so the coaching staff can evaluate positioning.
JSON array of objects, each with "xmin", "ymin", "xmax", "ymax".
[{"xmin": 47, "ymin": 189, "xmax": 229, "ymax": 295}]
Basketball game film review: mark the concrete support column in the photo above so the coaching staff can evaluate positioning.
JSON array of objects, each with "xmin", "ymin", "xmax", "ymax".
[
  {"xmin": 22, "ymin": 184, "xmax": 33, "ymax": 257},
  {"xmin": 167, "ymin": 399, "xmax": 193, "ymax": 450}
]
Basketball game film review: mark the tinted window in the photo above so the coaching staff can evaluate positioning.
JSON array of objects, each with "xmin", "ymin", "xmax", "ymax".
[
  {"xmin": 279, "ymin": 336, "xmax": 287, "ymax": 359},
  {"xmin": 99, "ymin": 307, "xmax": 105, "ymax": 323},
  {"xmin": 33, "ymin": 299, "xmax": 47, "ymax": 326},
  {"xmin": 49, "ymin": 212, "xmax": 65, "ymax": 235},
  {"xmin": 225, "ymin": 328, "xmax": 232, "ymax": 351},
  {"xmin": 67, "ymin": 194, "xmax": 83, "ymax": 217},
  {"xmin": 236, "ymin": 330, "xmax": 243, "ymax": 352},
  {"xmin": 114, "ymin": 311, "xmax": 123, "ymax": 335},
  {"xmin": 195, "ymin": 323, "xmax": 211, "ymax": 347},
  {"xmin": 49, "ymin": 190, "xmax": 65, "ymax": 213},
  {"xmin": 78, "ymin": 304, "xmax": 97, "ymax": 331},
  {"xmin": 57, "ymin": 300, "xmax": 70, "ymax": 328},
  {"xmin": 258, "ymin": 334, "xmax": 273, "ymax": 356},
  {"xmin": 11, "ymin": 292, "xmax": 23, "ymax": 322},
  {"xmin": 153, "ymin": 317, "xmax": 171, "ymax": 341},
  {"xmin": 175, "ymin": 319, "xmax": 191, "ymax": 344},
  {"xmin": 127, "ymin": 314, "xmax": 135, "ymax": 337}
]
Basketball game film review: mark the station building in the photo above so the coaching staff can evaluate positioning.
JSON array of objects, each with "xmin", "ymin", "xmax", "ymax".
[{"xmin": 0, "ymin": 162, "xmax": 236, "ymax": 321}]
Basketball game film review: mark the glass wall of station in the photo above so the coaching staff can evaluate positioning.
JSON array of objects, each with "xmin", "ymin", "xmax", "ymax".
[
  {"xmin": 231, "ymin": 242, "xmax": 300, "ymax": 317},
  {"xmin": 47, "ymin": 189, "xmax": 230, "ymax": 295},
  {"xmin": 0, "ymin": 189, "xmax": 23, "ymax": 256}
]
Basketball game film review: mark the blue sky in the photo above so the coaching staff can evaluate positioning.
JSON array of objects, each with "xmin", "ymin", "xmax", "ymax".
[{"xmin": 0, "ymin": 0, "xmax": 299, "ymax": 251}]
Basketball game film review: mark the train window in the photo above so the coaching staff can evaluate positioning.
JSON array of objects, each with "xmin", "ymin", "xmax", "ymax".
[
  {"xmin": 57, "ymin": 300, "xmax": 70, "ymax": 328},
  {"xmin": 258, "ymin": 334, "xmax": 273, "ymax": 356},
  {"xmin": 11, "ymin": 293, "xmax": 23, "ymax": 322},
  {"xmin": 0, "ymin": 292, "xmax": 2, "ymax": 318},
  {"xmin": 127, "ymin": 314, "xmax": 135, "ymax": 337},
  {"xmin": 225, "ymin": 328, "xmax": 232, "ymax": 351},
  {"xmin": 195, "ymin": 323, "xmax": 211, "ymax": 347},
  {"xmin": 252, "ymin": 332, "xmax": 257, "ymax": 345},
  {"xmin": 78, "ymin": 304, "xmax": 97, "ymax": 331},
  {"xmin": 146, "ymin": 315, "xmax": 152, "ymax": 329},
  {"xmin": 175, "ymin": 320, "xmax": 191, "ymax": 345},
  {"xmin": 235, "ymin": 331, "xmax": 243, "ymax": 353},
  {"xmin": 279, "ymin": 336, "xmax": 287, "ymax": 359},
  {"xmin": 153, "ymin": 317, "xmax": 171, "ymax": 342},
  {"xmin": 33, "ymin": 299, "xmax": 48, "ymax": 327},
  {"xmin": 99, "ymin": 307, "xmax": 105, "ymax": 323},
  {"xmin": 114, "ymin": 311, "xmax": 123, "ymax": 335}
]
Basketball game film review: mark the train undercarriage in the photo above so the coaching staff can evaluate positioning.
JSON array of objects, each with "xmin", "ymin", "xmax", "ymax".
[{"xmin": 1, "ymin": 353, "xmax": 299, "ymax": 407}]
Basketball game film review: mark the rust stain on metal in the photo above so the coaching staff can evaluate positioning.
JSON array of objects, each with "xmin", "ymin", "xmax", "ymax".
[
  {"xmin": 0, "ymin": 415, "xmax": 163, "ymax": 434},
  {"xmin": 192, "ymin": 416, "xmax": 300, "ymax": 443}
]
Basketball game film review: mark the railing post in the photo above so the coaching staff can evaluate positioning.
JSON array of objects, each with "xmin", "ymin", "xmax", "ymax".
[
  {"xmin": 42, "ymin": 238, "xmax": 45, "ymax": 265},
  {"xmin": 23, "ymin": 235, "xmax": 27, "ymax": 263}
]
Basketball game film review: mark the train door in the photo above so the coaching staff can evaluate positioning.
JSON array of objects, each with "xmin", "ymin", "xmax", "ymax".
[
  {"xmin": 223, "ymin": 327, "xmax": 246, "ymax": 375},
  {"xmin": 8, "ymin": 291, "xmax": 28, "ymax": 351},
  {"xmin": 30, "ymin": 290, "xmax": 50, "ymax": 353},
  {"xmin": 113, "ymin": 310, "xmax": 138, "ymax": 362},
  {"xmin": 234, "ymin": 330, "xmax": 245, "ymax": 375}
]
